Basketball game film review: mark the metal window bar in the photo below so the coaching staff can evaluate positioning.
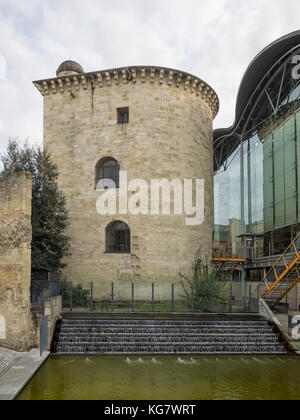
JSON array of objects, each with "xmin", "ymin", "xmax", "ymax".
[
  {"xmin": 106, "ymin": 242, "xmax": 131, "ymax": 254},
  {"xmin": 106, "ymin": 223, "xmax": 131, "ymax": 254},
  {"xmin": 96, "ymin": 159, "xmax": 120, "ymax": 189}
]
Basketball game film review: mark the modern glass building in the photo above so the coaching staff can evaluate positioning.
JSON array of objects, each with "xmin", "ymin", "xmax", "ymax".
[{"xmin": 214, "ymin": 31, "xmax": 300, "ymax": 269}]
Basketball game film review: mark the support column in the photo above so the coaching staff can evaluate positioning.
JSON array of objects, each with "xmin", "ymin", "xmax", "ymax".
[{"xmin": 240, "ymin": 135, "xmax": 246, "ymax": 298}]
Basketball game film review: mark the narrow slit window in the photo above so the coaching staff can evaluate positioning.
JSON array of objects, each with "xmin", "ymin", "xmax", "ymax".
[{"xmin": 117, "ymin": 107, "xmax": 129, "ymax": 124}]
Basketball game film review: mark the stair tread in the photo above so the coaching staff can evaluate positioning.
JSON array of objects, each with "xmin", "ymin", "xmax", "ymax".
[
  {"xmin": 56, "ymin": 333, "xmax": 274, "ymax": 338},
  {"xmin": 56, "ymin": 342, "xmax": 281, "ymax": 346},
  {"xmin": 53, "ymin": 317, "xmax": 286, "ymax": 355}
]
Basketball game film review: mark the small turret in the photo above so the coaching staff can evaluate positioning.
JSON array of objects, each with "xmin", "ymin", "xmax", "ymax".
[{"xmin": 56, "ymin": 60, "xmax": 84, "ymax": 77}]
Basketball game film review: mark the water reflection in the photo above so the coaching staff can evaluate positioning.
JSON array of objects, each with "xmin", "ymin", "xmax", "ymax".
[{"xmin": 17, "ymin": 356, "xmax": 300, "ymax": 401}]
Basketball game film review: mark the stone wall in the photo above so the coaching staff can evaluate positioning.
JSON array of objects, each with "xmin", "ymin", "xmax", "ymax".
[
  {"xmin": 35, "ymin": 65, "xmax": 219, "ymax": 299},
  {"xmin": 0, "ymin": 173, "xmax": 35, "ymax": 351},
  {"xmin": 34, "ymin": 296, "xmax": 62, "ymax": 351}
]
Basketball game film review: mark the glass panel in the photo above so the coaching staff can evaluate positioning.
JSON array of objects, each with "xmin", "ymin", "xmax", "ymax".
[
  {"xmin": 214, "ymin": 146, "xmax": 241, "ymax": 248},
  {"xmin": 274, "ymin": 125, "xmax": 285, "ymax": 229},
  {"xmin": 214, "ymin": 53, "xmax": 300, "ymax": 258},
  {"xmin": 297, "ymin": 109, "xmax": 300, "ymax": 219},
  {"xmin": 284, "ymin": 116, "xmax": 297, "ymax": 225},
  {"xmin": 263, "ymin": 134, "xmax": 274, "ymax": 233},
  {"xmin": 249, "ymin": 134, "xmax": 264, "ymax": 234}
]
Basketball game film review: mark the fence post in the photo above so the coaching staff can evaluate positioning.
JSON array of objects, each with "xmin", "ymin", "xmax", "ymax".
[
  {"xmin": 90, "ymin": 282, "xmax": 94, "ymax": 312},
  {"xmin": 191, "ymin": 286, "xmax": 195, "ymax": 313},
  {"xmin": 111, "ymin": 282, "xmax": 114, "ymax": 313},
  {"xmin": 152, "ymin": 283, "xmax": 155, "ymax": 313},
  {"xmin": 39, "ymin": 292, "xmax": 43, "ymax": 313},
  {"xmin": 172, "ymin": 284, "xmax": 175, "ymax": 313},
  {"xmin": 229, "ymin": 283, "xmax": 233, "ymax": 314},
  {"xmin": 61, "ymin": 286, "xmax": 64, "ymax": 311},
  {"xmin": 69, "ymin": 282, "xmax": 73, "ymax": 312},
  {"xmin": 49, "ymin": 279, "xmax": 53, "ymax": 298},
  {"xmin": 210, "ymin": 282, "xmax": 214, "ymax": 312},
  {"xmin": 40, "ymin": 316, "xmax": 49, "ymax": 356},
  {"xmin": 131, "ymin": 283, "xmax": 135, "ymax": 313},
  {"xmin": 249, "ymin": 285, "xmax": 252, "ymax": 311}
]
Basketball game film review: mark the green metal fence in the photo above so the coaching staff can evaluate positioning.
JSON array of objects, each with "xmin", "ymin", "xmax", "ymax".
[{"xmin": 62, "ymin": 282, "xmax": 259, "ymax": 314}]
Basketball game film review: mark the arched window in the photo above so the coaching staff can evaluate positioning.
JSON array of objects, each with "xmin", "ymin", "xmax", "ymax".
[
  {"xmin": 96, "ymin": 158, "xmax": 120, "ymax": 189},
  {"xmin": 106, "ymin": 221, "xmax": 131, "ymax": 254}
]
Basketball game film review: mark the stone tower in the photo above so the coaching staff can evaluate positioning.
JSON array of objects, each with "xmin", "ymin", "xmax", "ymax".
[{"xmin": 34, "ymin": 61, "xmax": 219, "ymax": 300}]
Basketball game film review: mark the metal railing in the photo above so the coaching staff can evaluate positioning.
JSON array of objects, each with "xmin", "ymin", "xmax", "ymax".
[
  {"xmin": 31, "ymin": 272, "xmax": 61, "ymax": 313},
  {"xmin": 62, "ymin": 281, "xmax": 259, "ymax": 314},
  {"xmin": 261, "ymin": 232, "xmax": 300, "ymax": 304},
  {"xmin": 213, "ymin": 246, "xmax": 255, "ymax": 261}
]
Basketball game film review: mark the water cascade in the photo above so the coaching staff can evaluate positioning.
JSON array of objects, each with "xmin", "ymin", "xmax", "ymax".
[{"xmin": 52, "ymin": 318, "xmax": 287, "ymax": 355}]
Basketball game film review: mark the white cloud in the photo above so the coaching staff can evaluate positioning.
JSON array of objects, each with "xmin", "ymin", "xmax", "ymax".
[{"xmin": 0, "ymin": 0, "xmax": 300, "ymax": 153}]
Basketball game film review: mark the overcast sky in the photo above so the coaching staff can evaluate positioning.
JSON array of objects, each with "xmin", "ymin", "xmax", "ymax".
[{"xmin": 0, "ymin": 0, "xmax": 299, "ymax": 153}]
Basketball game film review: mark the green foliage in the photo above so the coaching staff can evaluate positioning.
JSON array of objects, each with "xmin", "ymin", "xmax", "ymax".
[
  {"xmin": 0, "ymin": 139, "xmax": 70, "ymax": 272},
  {"xmin": 61, "ymin": 281, "xmax": 89, "ymax": 308},
  {"xmin": 179, "ymin": 250, "xmax": 227, "ymax": 312}
]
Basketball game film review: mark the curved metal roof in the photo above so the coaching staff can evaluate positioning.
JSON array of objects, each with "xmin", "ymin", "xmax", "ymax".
[{"xmin": 214, "ymin": 30, "xmax": 300, "ymax": 170}]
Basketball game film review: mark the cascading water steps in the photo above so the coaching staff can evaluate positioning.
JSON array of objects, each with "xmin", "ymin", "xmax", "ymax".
[{"xmin": 52, "ymin": 318, "xmax": 288, "ymax": 355}]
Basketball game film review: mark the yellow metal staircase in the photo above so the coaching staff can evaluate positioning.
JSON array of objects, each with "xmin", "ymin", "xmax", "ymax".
[
  {"xmin": 261, "ymin": 233, "xmax": 300, "ymax": 307},
  {"xmin": 213, "ymin": 246, "xmax": 251, "ymax": 285}
]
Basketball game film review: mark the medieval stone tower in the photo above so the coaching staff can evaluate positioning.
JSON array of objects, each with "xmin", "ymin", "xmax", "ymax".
[{"xmin": 34, "ymin": 61, "xmax": 219, "ymax": 299}]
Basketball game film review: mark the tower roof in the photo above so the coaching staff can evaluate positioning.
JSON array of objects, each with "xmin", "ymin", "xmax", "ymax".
[{"xmin": 56, "ymin": 60, "xmax": 84, "ymax": 77}]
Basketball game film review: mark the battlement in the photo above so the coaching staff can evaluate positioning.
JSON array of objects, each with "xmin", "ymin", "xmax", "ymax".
[{"xmin": 33, "ymin": 64, "xmax": 219, "ymax": 119}]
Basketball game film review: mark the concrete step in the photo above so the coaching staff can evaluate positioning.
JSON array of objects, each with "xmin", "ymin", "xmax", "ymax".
[
  {"xmin": 62, "ymin": 320, "xmax": 269, "ymax": 328},
  {"xmin": 61, "ymin": 313, "xmax": 266, "ymax": 321},
  {"xmin": 53, "ymin": 343, "xmax": 286, "ymax": 355},
  {"xmin": 59, "ymin": 327, "xmax": 274, "ymax": 335},
  {"xmin": 52, "ymin": 317, "xmax": 287, "ymax": 355},
  {"xmin": 55, "ymin": 335, "xmax": 280, "ymax": 344}
]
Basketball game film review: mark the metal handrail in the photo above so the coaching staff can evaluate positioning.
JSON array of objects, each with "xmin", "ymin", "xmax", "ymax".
[
  {"xmin": 213, "ymin": 246, "xmax": 254, "ymax": 260},
  {"xmin": 258, "ymin": 232, "xmax": 300, "ymax": 306},
  {"xmin": 261, "ymin": 232, "xmax": 300, "ymax": 291}
]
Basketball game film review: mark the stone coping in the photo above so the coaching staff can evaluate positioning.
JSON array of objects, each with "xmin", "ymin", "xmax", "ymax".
[{"xmin": 33, "ymin": 65, "xmax": 219, "ymax": 119}]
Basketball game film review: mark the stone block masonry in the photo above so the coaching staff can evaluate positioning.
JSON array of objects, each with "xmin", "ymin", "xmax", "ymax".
[
  {"xmin": 0, "ymin": 173, "xmax": 35, "ymax": 351},
  {"xmin": 34, "ymin": 63, "xmax": 219, "ymax": 299}
]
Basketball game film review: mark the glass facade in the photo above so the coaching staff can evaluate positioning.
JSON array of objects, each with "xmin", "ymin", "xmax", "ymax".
[{"xmin": 214, "ymin": 54, "xmax": 300, "ymax": 258}]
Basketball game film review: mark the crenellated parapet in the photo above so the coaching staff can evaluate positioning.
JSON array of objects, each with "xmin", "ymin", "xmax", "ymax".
[{"xmin": 33, "ymin": 65, "xmax": 219, "ymax": 119}]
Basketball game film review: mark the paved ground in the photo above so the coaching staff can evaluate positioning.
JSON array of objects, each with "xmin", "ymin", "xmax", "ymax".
[
  {"xmin": 0, "ymin": 347, "xmax": 49, "ymax": 400},
  {"xmin": 275, "ymin": 312, "xmax": 300, "ymax": 356}
]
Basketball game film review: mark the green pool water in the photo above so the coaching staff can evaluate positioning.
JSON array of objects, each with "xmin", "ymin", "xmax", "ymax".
[{"xmin": 17, "ymin": 356, "xmax": 300, "ymax": 400}]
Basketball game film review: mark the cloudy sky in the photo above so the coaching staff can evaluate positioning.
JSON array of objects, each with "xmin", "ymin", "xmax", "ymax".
[{"xmin": 0, "ymin": 0, "xmax": 299, "ymax": 152}]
